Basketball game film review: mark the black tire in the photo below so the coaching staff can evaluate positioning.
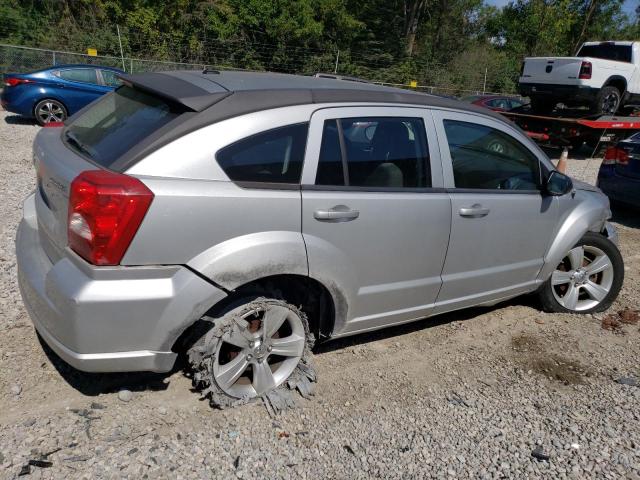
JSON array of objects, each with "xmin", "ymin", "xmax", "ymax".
[
  {"xmin": 187, "ymin": 294, "xmax": 316, "ymax": 411},
  {"xmin": 538, "ymin": 232, "xmax": 624, "ymax": 314},
  {"xmin": 529, "ymin": 96, "xmax": 555, "ymax": 115},
  {"xmin": 33, "ymin": 99, "xmax": 67, "ymax": 126},
  {"xmin": 593, "ymin": 86, "xmax": 621, "ymax": 115}
]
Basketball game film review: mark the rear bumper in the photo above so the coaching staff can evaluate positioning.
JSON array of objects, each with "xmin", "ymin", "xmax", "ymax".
[
  {"xmin": 16, "ymin": 193, "xmax": 227, "ymax": 373},
  {"xmin": 519, "ymin": 83, "xmax": 598, "ymax": 103}
]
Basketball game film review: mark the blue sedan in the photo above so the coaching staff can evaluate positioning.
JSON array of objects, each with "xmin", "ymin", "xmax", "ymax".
[
  {"xmin": 1, "ymin": 64, "xmax": 123, "ymax": 125},
  {"xmin": 597, "ymin": 132, "xmax": 640, "ymax": 209}
]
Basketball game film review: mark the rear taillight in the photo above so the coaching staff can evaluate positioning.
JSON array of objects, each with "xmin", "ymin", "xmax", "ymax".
[
  {"xmin": 68, "ymin": 170, "xmax": 154, "ymax": 266},
  {"xmin": 44, "ymin": 122, "xmax": 64, "ymax": 128},
  {"xmin": 603, "ymin": 146, "xmax": 629, "ymax": 166},
  {"xmin": 579, "ymin": 61, "xmax": 592, "ymax": 80},
  {"xmin": 4, "ymin": 77, "xmax": 32, "ymax": 87}
]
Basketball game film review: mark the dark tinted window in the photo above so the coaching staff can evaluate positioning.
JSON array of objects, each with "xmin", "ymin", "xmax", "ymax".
[
  {"xmin": 64, "ymin": 86, "xmax": 183, "ymax": 168},
  {"xmin": 59, "ymin": 68, "xmax": 99, "ymax": 84},
  {"xmin": 486, "ymin": 98, "xmax": 510, "ymax": 110},
  {"xmin": 217, "ymin": 124, "xmax": 308, "ymax": 184},
  {"xmin": 316, "ymin": 117, "xmax": 430, "ymax": 188},
  {"xmin": 577, "ymin": 44, "xmax": 632, "ymax": 63},
  {"xmin": 443, "ymin": 120, "xmax": 540, "ymax": 190},
  {"xmin": 100, "ymin": 69, "xmax": 122, "ymax": 87}
]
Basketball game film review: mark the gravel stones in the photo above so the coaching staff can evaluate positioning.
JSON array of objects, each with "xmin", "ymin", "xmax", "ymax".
[{"xmin": 117, "ymin": 389, "xmax": 133, "ymax": 402}]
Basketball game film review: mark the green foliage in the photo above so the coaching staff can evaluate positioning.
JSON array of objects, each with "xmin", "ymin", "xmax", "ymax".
[{"xmin": 0, "ymin": 0, "xmax": 638, "ymax": 93}]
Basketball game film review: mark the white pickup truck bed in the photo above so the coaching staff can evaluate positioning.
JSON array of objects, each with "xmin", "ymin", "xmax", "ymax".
[{"xmin": 519, "ymin": 41, "xmax": 640, "ymax": 115}]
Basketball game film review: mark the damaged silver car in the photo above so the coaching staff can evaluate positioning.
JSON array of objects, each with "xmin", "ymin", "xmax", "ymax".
[{"xmin": 16, "ymin": 70, "xmax": 624, "ymax": 407}]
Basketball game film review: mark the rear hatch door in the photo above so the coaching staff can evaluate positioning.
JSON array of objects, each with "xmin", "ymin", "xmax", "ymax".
[
  {"xmin": 34, "ymin": 128, "xmax": 98, "ymax": 262},
  {"xmin": 521, "ymin": 57, "xmax": 584, "ymax": 86}
]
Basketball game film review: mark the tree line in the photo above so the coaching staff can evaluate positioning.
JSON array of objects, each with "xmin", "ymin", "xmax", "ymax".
[{"xmin": 1, "ymin": 0, "xmax": 638, "ymax": 94}]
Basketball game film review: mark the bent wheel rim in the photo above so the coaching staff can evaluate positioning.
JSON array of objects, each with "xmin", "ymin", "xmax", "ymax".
[
  {"xmin": 37, "ymin": 102, "xmax": 65, "ymax": 123},
  {"xmin": 213, "ymin": 304, "xmax": 305, "ymax": 398},
  {"xmin": 551, "ymin": 245, "xmax": 614, "ymax": 311}
]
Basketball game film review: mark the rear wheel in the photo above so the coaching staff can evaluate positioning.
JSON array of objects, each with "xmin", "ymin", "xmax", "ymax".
[
  {"xmin": 188, "ymin": 296, "xmax": 316, "ymax": 409},
  {"xmin": 593, "ymin": 86, "xmax": 621, "ymax": 115},
  {"xmin": 538, "ymin": 232, "xmax": 623, "ymax": 314},
  {"xmin": 34, "ymin": 99, "xmax": 67, "ymax": 126}
]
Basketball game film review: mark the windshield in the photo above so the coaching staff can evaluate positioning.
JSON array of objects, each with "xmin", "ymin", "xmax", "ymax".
[
  {"xmin": 577, "ymin": 44, "xmax": 632, "ymax": 63},
  {"xmin": 63, "ymin": 86, "xmax": 184, "ymax": 168}
]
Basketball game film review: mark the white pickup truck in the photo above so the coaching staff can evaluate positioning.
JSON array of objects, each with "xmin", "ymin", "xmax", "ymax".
[{"xmin": 519, "ymin": 41, "xmax": 640, "ymax": 115}]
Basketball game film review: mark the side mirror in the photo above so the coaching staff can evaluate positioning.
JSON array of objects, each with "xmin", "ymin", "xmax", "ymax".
[{"xmin": 546, "ymin": 171, "xmax": 573, "ymax": 196}]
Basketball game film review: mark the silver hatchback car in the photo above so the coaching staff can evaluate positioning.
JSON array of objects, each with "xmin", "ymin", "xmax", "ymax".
[{"xmin": 17, "ymin": 71, "xmax": 624, "ymax": 406}]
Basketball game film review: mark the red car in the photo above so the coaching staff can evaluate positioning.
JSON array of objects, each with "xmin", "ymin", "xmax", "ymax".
[{"xmin": 461, "ymin": 95, "xmax": 525, "ymax": 112}]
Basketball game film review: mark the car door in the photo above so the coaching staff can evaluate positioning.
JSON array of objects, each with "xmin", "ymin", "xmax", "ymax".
[
  {"xmin": 431, "ymin": 110, "xmax": 558, "ymax": 313},
  {"xmin": 56, "ymin": 68, "xmax": 107, "ymax": 113},
  {"xmin": 301, "ymin": 106, "xmax": 451, "ymax": 336}
]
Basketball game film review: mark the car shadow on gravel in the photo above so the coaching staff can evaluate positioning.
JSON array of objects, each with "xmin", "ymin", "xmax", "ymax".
[
  {"xmin": 37, "ymin": 333, "xmax": 176, "ymax": 396},
  {"xmin": 3, "ymin": 114, "xmax": 36, "ymax": 126},
  {"xmin": 315, "ymin": 294, "xmax": 541, "ymax": 355}
]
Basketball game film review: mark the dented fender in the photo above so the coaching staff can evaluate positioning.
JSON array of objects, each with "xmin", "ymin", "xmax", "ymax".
[{"xmin": 538, "ymin": 190, "xmax": 610, "ymax": 281}]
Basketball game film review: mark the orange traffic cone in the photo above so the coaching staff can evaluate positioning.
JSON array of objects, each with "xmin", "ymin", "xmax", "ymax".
[{"xmin": 556, "ymin": 147, "xmax": 568, "ymax": 173}]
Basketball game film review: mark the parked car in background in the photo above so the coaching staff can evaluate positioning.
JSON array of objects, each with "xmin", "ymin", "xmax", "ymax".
[
  {"xmin": 17, "ymin": 71, "xmax": 623, "ymax": 407},
  {"xmin": 519, "ymin": 41, "xmax": 640, "ymax": 115},
  {"xmin": 1, "ymin": 64, "xmax": 123, "ymax": 125},
  {"xmin": 461, "ymin": 95, "xmax": 525, "ymax": 112},
  {"xmin": 597, "ymin": 132, "xmax": 640, "ymax": 208}
]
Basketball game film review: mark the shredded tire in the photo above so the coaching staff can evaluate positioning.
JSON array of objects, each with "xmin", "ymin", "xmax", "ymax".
[{"xmin": 187, "ymin": 296, "xmax": 316, "ymax": 415}]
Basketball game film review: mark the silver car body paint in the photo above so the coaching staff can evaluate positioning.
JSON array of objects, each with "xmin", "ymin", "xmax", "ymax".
[{"xmin": 17, "ymin": 91, "xmax": 616, "ymax": 372}]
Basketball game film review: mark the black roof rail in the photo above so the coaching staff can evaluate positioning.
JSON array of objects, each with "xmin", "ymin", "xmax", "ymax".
[{"xmin": 313, "ymin": 73, "xmax": 372, "ymax": 84}]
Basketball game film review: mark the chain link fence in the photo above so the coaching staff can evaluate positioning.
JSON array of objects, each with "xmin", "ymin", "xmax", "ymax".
[{"xmin": 0, "ymin": 43, "xmax": 511, "ymax": 97}]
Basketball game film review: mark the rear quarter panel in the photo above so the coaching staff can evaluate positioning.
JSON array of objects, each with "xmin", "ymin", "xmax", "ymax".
[{"xmin": 122, "ymin": 105, "xmax": 321, "ymax": 288}]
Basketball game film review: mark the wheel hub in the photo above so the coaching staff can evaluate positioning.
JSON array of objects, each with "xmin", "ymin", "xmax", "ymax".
[
  {"xmin": 572, "ymin": 269, "xmax": 587, "ymax": 285},
  {"xmin": 251, "ymin": 341, "xmax": 271, "ymax": 360}
]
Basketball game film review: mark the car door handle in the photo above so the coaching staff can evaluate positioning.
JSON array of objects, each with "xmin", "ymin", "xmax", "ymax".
[
  {"xmin": 459, "ymin": 204, "xmax": 490, "ymax": 218},
  {"xmin": 314, "ymin": 206, "xmax": 360, "ymax": 222}
]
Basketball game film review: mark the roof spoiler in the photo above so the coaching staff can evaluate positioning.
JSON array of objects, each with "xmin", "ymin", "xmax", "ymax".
[{"xmin": 117, "ymin": 72, "xmax": 231, "ymax": 112}]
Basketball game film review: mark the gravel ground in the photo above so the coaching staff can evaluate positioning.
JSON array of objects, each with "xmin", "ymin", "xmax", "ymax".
[{"xmin": 1, "ymin": 110, "xmax": 639, "ymax": 479}]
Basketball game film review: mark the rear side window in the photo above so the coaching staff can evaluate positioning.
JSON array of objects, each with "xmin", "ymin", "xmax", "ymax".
[
  {"xmin": 443, "ymin": 120, "xmax": 540, "ymax": 190},
  {"xmin": 577, "ymin": 44, "xmax": 632, "ymax": 63},
  {"xmin": 64, "ymin": 86, "xmax": 183, "ymax": 168},
  {"xmin": 315, "ymin": 117, "xmax": 430, "ymax": 188},
  {"xmin": 100, "ymin": 70, "xmax": 122, "ymax": 87},
  {"xmin": 58, "ymin": 68, "xmax": 99, "ymax": 84},
  {"xmin": 216, "ymin": 124, "xmax": 308, "ymax": 184}
]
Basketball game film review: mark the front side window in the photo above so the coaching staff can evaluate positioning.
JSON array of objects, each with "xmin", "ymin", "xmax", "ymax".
[
  {"xmin": 58, "ymin": 68, "xmax": 99, "ymax": 84},
  {"xmin": 443, "ymin": 120, "xmax": 540, "ymax": 191},
  {"xmin": 315, "ymin": 117, "xmax": 430, "ymax": 188},
  {"xmin": 216, "ymin": 123, "xmax": 308, "ymax": 184}
]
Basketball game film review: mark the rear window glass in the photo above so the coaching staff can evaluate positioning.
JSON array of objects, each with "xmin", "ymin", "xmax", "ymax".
[
  {"xmin": 577, "ymin": 44, "xmax": 632, "ymax": 63},
  {"xmin": 58, "ymin": 68, "xmax": 99, "ymax": 84},
  {"xmin": 64, "ymin": 86, "xmax": 183, "ymax": 168}
]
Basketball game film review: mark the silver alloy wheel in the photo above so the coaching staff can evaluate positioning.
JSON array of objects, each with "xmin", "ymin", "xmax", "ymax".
[
  {"xmin": 551, "ymin": 245, "xmax": 614, "ymax": 311},
  {"xmin": 601, "ymin": 92, "xmax": 620, "ymax": 115},
  {"xmin": 212, "ymin": 304, "xmax": 306, "ymax": 398},
  {"xmin": 36, "ymin": 101, "xmax": 65, "ymax": 124}
]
